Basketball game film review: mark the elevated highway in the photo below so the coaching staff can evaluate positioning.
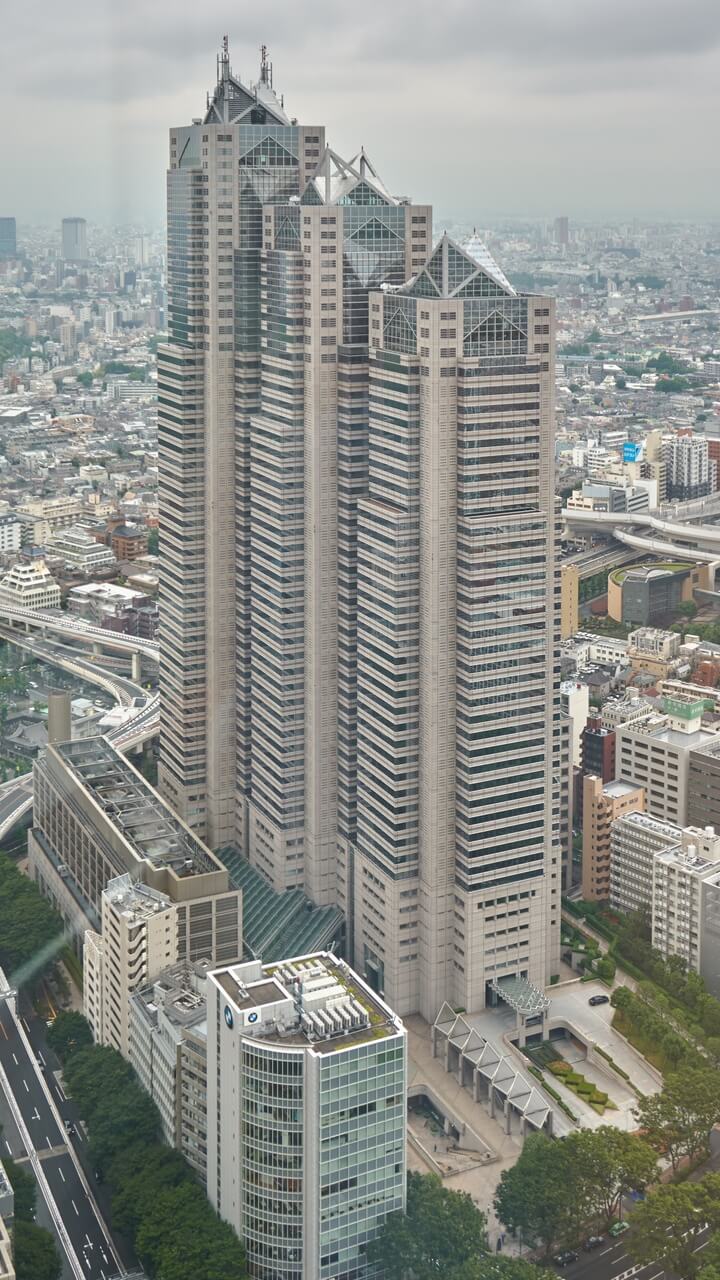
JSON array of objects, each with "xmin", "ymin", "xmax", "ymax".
[{"xmin": 0, "ymin": 615, "xmax": 160, "ymax": 842}]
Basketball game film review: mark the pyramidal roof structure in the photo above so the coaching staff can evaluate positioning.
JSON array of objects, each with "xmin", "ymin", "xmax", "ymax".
[
  {"xmin": 463, "ymin": 230, "xmax": 516, "ymax": 295},
  {"xmin": 204, "ymin": 39, "xmax": 290, "ymax": 127},
  {"xmin": 301, "ymin": 146, "xmax": 398, "ymax": 207},
  {"xmin": 404, "ymin": 231, "xmax": 516, "ymax": 300}
]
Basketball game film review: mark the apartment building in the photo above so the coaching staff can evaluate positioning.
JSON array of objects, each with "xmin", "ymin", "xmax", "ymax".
[
  {"xmin": 206, "ymin": 952, "xmax": 406, "ymax": 1280},
  {"xmin": 582, "ymin": 775, "xmax": 645, "ymax": 901},
  {"xmin": 616, "ymin": 695, "xmax": 719, "ymax": 826},
  {"xmin": 652, "ymin": 827, "xmax": 720, "ymax": 996},
  {"xmin": 609, "ymin": 810, "xmax": 681, "ymax": 915},
  {"xmin": 84, "ymin": 874, "xmax": 177, "ymax": 1058},
  {"xmin": 129, "ymin": 960, "xmax": 209, "ymax": 1179},
  {"xmin": 29, "ymin": 738, "xmax": 242, "ymax": 964}
]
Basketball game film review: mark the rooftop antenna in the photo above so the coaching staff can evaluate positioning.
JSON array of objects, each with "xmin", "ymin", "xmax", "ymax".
[
  {"xmin": 259, "ymin": 43, "xmax": 273, "ymax": 88},
  {"xmin": 220, "ymin": 34, "xmax": 230, "ymax": 84}
]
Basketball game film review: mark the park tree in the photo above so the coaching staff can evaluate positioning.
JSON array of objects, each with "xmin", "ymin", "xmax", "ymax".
[
  {"xmin": 494, "ymin": 1133, "xmax": 577, "ymax": 1255},
  {"xmin": 564, "ymin": 1127, "xmax": 657, "ymax": 1225},
  {"xmin": 46, "ymin": 1010, "xmax": 93, "ymax": 1063},
  {"xmin": 368, "ymin": 1171, "xmax": 488, "ymax": 1278},
  {"xmin": 5, "ymin": 1158, "xmax": 36, "ymax": 1221}
]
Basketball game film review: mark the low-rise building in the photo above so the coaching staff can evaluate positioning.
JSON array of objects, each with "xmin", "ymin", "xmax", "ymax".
[
  {"xmin": 653, "ymin": 827, "xmax": 720, "ymax": 996},
  {"xmin": 0, "ymin": 558, "xmax": 61, "ymax": 610},
  {"xmin": 582, "ymin": 775, "xmax": 645, "ymax": 901},
  {"xmin": 609, "ymin": 811, "xmax": 682, "ymax": 915},
  {"xmin": 561, "ymin": 680, "xmax": 590, "ymax": 768},
  {"xmin": 627, "ymin": 627, "xmax": 681, "ymax": 681},
  {"xmin": 47, "ymin": 524, "xmax": 116, "ymax": 574}
]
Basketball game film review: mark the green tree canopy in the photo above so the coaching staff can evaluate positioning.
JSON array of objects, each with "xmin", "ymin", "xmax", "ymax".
[
  {"xmin": 13, "ymin": 1219, "xmax": 62, "ymax": 1280},
  {"xmin": 494, "ymin": 1133, "xmax": 576, "ymax": 1255},
  {"xmin": 0, "ymin": 851, "xmax": 63, "ymax": 983},
  {"xmin": 628, "ymin": 1176, "xmax": 720, "ymax": 1280},
  {"xmin": 46, "ymin": 1010, "xmax": 93, "ymax": 1063},
  {"xmin": 634, "ymin": 1068, "xmax": 720, "ymax": 1171},
  {"xmin": 368, "ymin": 1171, "xmax": 488, "ymax": 1279}
]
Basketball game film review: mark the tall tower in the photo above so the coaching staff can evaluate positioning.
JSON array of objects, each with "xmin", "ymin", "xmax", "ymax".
[
  {"xmin": 344, "ymin": 234, "xmax": 561, "ymax": 1017},
  {"xmin": 157, "ymin": 43, "xmax": 324, "ymax": 844},
  {"xmin": 61, "ymin": 217, "xmax": 87, "ymax": 261},
  {"xmin": 246, "ymin": 148, "xmax": 430, "ymax": 902}
]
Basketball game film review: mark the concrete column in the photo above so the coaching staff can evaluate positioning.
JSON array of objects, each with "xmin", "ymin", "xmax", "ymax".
[
  {"xmin": 47, "ymin": 691, "xmax": 71, "ymax": 745},
  {"xmin": 131, "ymin": 651, "xmax": 141, "ymax": 683}
]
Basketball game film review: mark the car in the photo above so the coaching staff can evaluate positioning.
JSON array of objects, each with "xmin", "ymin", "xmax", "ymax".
[
  {"xmin": 583, "ymin": 1236, "xmax": 605, "ymax": 1251},
  {"xmin": 608, "ymin": 1221, "xmax": 629, "ymax": 1238},
  {"xmin": 589, "ymin": 994, "xmax": 610, "ymax": 1006},
  {"xmin": 553, "ymin": 1251, "xmax": 578, "ymax": 1267}
]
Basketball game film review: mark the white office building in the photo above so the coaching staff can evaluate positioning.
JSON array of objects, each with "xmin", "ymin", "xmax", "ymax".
[
  {"xmin": 609, "ymin": 811, "xmax": 681, "ymax": 915},
  {"xmin": 0, "ymin": 559, "xmax": 61, "ymax": 610},
  {"xmin": 652, "ymin": 827, "xmax": 720, "ymax": 996},
  {"xmin": 206, "ymin": 952, "xmax": 406, "ymax": 1280}
]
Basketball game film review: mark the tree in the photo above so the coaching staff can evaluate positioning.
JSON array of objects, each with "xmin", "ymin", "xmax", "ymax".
[
  {"xmin": 635, "ymin": 1069, "xmax": 720, "ymax": 1170},
  {"xmin": 369, "ymin": 1171, "xmax": 488, "ymax": 1278},
  {"xmin": 13, "ymin": 1219, "xmax": 62, "ymax": 1280},
  {"xmin": 0, "ymin": 852, "xmax": 63, "ymax": 983},
  {"xmin": 448, "ymin": 1260, "xmax": 555, "ymax": 1280},
  {"xmin": 628, "ymin": 1177, "xmax": 720, "ymax": 1280},
  {"xmin": 147, "ymin": 527, "xmax": 159, "ymax": 555},
  {"xmin": 5, "ymin": 1157, "xmax": 37, "ymax": 1221},
  {"xmin": 676, "ymin": 602, "xmax": 698, "ymax": 619},
  {"xmin": 494, "ymin": 1133, "xmax": 576, "ymax": 1255},
  {"xmin": 46, "ymin": 1010, "xmax": 93, "ymax": 1063},
  {"xmin": 563, "ymin": 1128, "xmax": 657, "ymax": 1225}
]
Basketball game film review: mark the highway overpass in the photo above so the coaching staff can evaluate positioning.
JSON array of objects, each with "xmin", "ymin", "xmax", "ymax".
[
  {"xmin": 0, "ymin": 616, "xmax": 160, "ymax": 842},
  {"xmin": 0, "ymin": 604, "xmax": 158, "ymax": 682}
]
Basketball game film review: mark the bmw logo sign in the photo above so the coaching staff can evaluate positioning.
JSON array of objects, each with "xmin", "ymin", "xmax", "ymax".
[
  {"xmin": 224, "ymin": 1005, "xmax": 234, "ymax": 1029},
  {"xmin": 247, "ymin": 1011, "xmax": 259, "ymax": 1024}
]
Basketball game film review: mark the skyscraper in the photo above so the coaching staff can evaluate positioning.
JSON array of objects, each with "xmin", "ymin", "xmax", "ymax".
[
  {"xmin": 341, "ymin": 235, "xmax": 561, "ymax": 1017},
  {"xmin": 61, "ymin": 217, "xmax": 88, "ymax": 261},
  {"xmin": 0, "ymin": 218, "xmax": 16, "ymax": 259},
  {"xmin": 159, "ymin": 44, "xmax": 560, "ymax": 1018}
]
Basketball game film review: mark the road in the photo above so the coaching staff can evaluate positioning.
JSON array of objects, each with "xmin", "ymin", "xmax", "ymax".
[
  {"xmin": 0, "ymin": 997, "xmax": 126, "ymax": 1279},
  {"xmin": 555, "ymin": 1222, "xmax": 712, "ymax": 1280}
]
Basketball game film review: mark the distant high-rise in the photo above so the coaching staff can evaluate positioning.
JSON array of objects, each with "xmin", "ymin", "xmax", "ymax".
[
  {"xmin": 61, "ymin": 216, "xmax": 87, "ymax": 261},
  {"xmin": 0, "ymin": 218, "xmax": 16, "ymax": 259},
  {"xmin": 159, "ymin": 43, "xmax": 560, "ymax": 1018},
  {"xmin": 553, "ymin": 215, "xmax": 569, "ymax": 246}
]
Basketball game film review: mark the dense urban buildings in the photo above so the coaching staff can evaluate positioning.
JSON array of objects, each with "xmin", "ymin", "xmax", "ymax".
[
  {"xmin": 158, "ymin": 48, "xmax": 561, "ymax": 1018},
  {"xmin": 0, "ymin": 219, "xmax": 16, "ymax": 260}
]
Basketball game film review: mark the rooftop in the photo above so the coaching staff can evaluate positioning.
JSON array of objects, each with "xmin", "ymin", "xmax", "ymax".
[
  {"xmin": 211, "ymin": 952, "xmax": 403, "ymax": 1054},
  {"xmin": 53, "ymin": 738, "xmax": 221, "ymax": 878},
  {"xmin": 605, "ymin": 779, "xmax": 643, "ymax": 798}
]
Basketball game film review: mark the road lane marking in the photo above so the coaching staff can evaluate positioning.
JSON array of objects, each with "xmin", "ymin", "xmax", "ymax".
[
  {"xmin": 11, "ymin": 1053, "xmax": 18, "ymax": 1065},
  {"xmin": 58, "ymin": 1168, "xmax": 65, "ymax": 1182},
  {"xmin": 45, "ymin": 1134, "xmax": 51, "ymax": 1149},
  {"xmin": 72, "ymin": 1198, "xmax": 79, "ymax": 1215},
  {"xmin": 0, "ymin": 1021, "xmax": 6, "ymax": 1040},
  {"xmin": 22, "ymin": 1079, "xmax": 28, "ymax": 1092},
  {"xmin": 21, "ymin": 1018, "xmax": 30, "ymax": 1034},
  {"xmin": 3, "ymin": 1142, "xmax": 10, "ymax": 1155}
]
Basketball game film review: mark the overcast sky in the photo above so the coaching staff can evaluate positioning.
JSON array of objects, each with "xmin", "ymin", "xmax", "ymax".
[{"xmin": 4, "ymin": 0, "xmax": 719, "ymax": 228}]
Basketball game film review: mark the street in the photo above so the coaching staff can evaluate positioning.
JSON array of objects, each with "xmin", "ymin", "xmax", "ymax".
[{"xmin": 0, "ymin": 997, "xmax": 126, "ymax": 1279}]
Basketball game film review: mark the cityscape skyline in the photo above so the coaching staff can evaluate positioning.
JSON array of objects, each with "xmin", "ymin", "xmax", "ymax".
[{"xmin": 3, "ymin": 0, "xmax": 720, "ymax": 225}]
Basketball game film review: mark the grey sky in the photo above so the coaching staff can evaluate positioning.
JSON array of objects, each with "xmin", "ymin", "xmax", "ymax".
[{"xmin": 4, "ymin": 0, "xmax": 719, "ymax": 226}]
